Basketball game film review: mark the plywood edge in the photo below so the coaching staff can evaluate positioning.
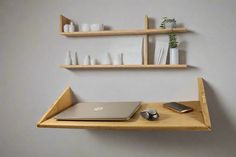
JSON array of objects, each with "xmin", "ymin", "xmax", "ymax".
[
  {"xmin": 198, "ymin": 77, "xmax": 212, "ymax": 130},
  {"xmin": 35, "ymin": 122, "xmax": 210, "ymax": 131},
  {"xmin": 37, "ymin": 87, "xmax": 74, "ymax": 127},
  {"xmin": 60, "ymin": 15, "xmax": 71, "ymax": 33}
]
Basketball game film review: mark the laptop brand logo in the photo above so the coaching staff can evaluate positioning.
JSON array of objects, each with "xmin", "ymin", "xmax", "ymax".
[{"xmin": 94, "ymin": 106, "xmax": 104, "ymax": 111}]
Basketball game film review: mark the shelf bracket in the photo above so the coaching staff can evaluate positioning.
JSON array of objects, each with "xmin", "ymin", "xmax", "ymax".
[
  {"xmin": 198, "ymin": 77, "xmax": 212, "ymax": 130},
  {"xmin": 37, "ymin": 87, "xmax": 74, "ymax": 126},
  {"xmin": 60, "ymin": 15, "xmax": 71, "ymax": 33}
]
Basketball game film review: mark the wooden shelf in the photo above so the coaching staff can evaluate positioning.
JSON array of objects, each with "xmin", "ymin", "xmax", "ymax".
[
  {"xmin": 37, "ymin": 78, "xmax": 211, "ymax": 131},
  {"xmin": 60, "ymin": 28, "xmax": 187, "ymax": 37},
  {"xmin": 60, "ymin": 15, "xmax": 189, "ymax": 69},
  {"xmin": 60, "ymin": 64, "xmax": 188, "ymax": 69},
  {"xmin": 60, "ymin": 15, "xmax": 187, "ymax": 37}
]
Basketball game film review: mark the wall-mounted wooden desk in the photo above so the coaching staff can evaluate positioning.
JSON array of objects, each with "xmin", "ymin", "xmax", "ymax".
[{"xmin": 37, "ymin": 78, "xmax": 211, "ymax": 131}]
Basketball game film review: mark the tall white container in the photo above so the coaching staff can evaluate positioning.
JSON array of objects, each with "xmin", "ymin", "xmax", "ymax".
[
  {"xmin": 65, "ymin": 51, "xmax": 72, "ymax": 65},
  {"xmin": 83, "ymin": 55, "xmax": 91, "ymax": 65},
  {"xmin": 72, "ymin": 52, "xmax": 79, "ymax": 65},
  {"xmin": 169, "ymin": 48, "xmax": 179, "ymax": 64}
]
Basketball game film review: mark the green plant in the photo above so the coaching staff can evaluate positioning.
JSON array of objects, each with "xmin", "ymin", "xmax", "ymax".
[
  {"xmin": 169, "ymin": 32, "xmax": 178, "ymax": 48},
  {"xmin": 160, "ymin": 17, "xmax": 167, "ymax": 28},
  {"xmin": 160, "ymin": 17, "xmax": 176, "ymax": 29}
]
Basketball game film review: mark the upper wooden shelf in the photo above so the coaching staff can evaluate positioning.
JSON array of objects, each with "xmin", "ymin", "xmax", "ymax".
[
  {"xmin": 60, "ymin": 15, "xmax": 188, "ymax": 37},
  {"xmin": 61, "ymin": 28, "xmax": 187, "ymax": 37},
  {"xmin": 37, "ymin": 78, "xmax": 211, "ymax": 131}
]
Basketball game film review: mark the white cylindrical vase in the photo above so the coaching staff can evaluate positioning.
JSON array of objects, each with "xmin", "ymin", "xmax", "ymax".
[{"xmin": 169, "ymin": 48, "xmax": 179, "ymax": 64}]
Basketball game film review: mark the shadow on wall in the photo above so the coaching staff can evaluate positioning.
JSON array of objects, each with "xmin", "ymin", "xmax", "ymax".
[{"xmin": 86, "ymin": 80, "xmax": 236, "ymax": 157}]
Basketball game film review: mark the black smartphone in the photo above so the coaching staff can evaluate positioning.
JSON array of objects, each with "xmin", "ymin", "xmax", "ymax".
[{"xmin": 163, "ymin": 102, "xmax": 193, "ymax": 113}]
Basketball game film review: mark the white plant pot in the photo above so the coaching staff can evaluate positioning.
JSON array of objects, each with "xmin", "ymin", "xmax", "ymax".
[
  {"xmin": 169, "ymin": 48, "xmax": 179, "ymax": 64},
  {"xmin": 165, "ymin": 22, "xmax": 176, "ymax": 29}
]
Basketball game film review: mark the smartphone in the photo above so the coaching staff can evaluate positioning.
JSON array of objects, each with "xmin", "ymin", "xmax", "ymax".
[{"xmin": 163, "ymin": 102, "xmax": 193, "ymax": 113}]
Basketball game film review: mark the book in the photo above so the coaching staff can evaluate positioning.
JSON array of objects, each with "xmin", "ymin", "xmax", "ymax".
[{"xmin": 154, "ymin": 41, "xmax": 169, "ymax": 64}]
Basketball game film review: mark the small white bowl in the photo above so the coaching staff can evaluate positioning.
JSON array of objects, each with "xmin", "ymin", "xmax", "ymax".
[
  {"xmin": 90, "ymin": 24, "xmax": 104, "ymax": 31},
  {"xmin": 81, "ymin": 24, "xmax": 90, "ymax": 32}
]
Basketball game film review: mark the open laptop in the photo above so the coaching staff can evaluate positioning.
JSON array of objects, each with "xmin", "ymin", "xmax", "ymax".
[{"xmin": 55, "ymin": 102, "xmax": 141, "ymax": 121}]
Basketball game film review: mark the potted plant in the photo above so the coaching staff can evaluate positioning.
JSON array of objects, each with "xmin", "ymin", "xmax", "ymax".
[
  {"xmin": 160, "ymin": 17, "xmax": 176, "ymax": 29},
  {"xmin": 169, "ymin": 32, "xmax": 179, "ymax": 64}
]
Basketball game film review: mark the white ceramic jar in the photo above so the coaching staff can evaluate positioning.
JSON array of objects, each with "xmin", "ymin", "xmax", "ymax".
[
  {"xmin": 169, "ymin": 48, "xmax": 179, "ymax": 64},
  {"xmin": 63, "ymin": 24, "xmax": 69, "ymax": 32}
]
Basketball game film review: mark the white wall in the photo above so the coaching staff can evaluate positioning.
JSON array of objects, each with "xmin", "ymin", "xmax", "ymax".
[{"xmin": 0, "ymin": 0, "xmax": 236, "ymax": 157}]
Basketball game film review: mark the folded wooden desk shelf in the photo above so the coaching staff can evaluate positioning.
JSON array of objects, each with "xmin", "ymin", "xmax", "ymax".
[{"xmin": 37, "ymin": 78, "xmax": 211, "ymax": 131}]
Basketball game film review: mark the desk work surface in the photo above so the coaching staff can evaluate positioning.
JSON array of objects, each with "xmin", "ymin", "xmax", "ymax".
[{"xmin": 38, "ymin": 101, "xmax": 209, "ymax": 130}]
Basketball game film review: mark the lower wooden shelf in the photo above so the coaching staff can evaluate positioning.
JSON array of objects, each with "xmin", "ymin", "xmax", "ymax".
[
  {"xmin": 37, "ymin": 78, "xmax": 211, "ymax": 131},
  {"xmin": 60, "ymin": 64, "xmax": 187, "ymax": 69}
]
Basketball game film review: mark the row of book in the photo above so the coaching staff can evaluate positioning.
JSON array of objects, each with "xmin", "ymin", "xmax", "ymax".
[{"xmin": 154, "ymin": 41, "xmax": 169, "ymax": 64}]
